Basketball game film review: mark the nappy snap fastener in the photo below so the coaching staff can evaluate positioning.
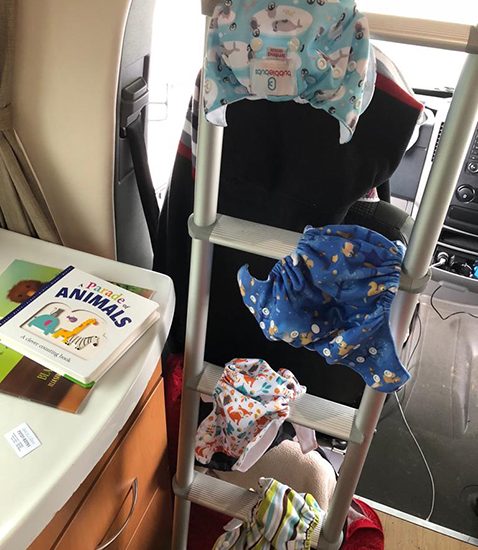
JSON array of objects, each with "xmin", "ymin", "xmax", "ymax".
[
  {"xmin": 332, "ymin": 67, "xmax": 342, "ymax": 79},
  {"xmin": 355, "ymin": 98, "xmax": 362, "ymax": 109},
  {"xmin": 195, "ymin": 359, "xmax": 317, "ymax": 473},
  {"xmin": 237, "ymin": 225, "xmax": 409, "ymax": 392},
  {"xmin": 205, "ymin": 0, "xmax": 374, "ymax": 144},
  {"xmin": 250, "ymin": 37, "xmax": 263, "ymax": 51},
  {"xmin": 288, "ymin": 38, "xmax": 300, "ymax": 52}
]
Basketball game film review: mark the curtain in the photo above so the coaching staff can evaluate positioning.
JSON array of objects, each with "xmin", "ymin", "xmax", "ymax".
[{"xmin": 0, "ymin": 0, "xmax": 61, "ymax": 243}]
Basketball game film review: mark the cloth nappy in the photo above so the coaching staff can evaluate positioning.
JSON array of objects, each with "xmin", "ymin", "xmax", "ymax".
[
  {"xmin": 204, "ymin": 0, "xmax": 375, "ymax": 143},
  {"xmin": 195, "ymin": 358, "xmax": 317, "ymax": 472},
  {"xmin": 213, "ymin": 477, "xmax": 324, "ymax": 549},
  {"xmin": 237, "ymin": 225, "xmax": 411, "ymax": 392}
]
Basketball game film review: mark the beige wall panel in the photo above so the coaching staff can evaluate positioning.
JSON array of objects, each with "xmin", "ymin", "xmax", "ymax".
[
  {"xmin": 377, "ymin": 511, "xmax": 477, "ymax": 550},
  {"xmin": 13, "ymin": 0, "xmax": 133, "ymax": 258}
]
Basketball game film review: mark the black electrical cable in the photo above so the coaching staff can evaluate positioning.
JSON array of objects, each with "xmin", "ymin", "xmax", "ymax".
[
  {"xmin": 376, "ymin": 303, "xmax": 434, "ymax": 521},
  {"xmin": 405, "ymin": 312, "xmax": 422, "ymax": 376},
  {"xmin": 430, "ymin": 285, "xmax": 478, "ymax": 321},
  {"xmin": 381, "ymin": 307, "xmax": 421, "ymax": 416},
  {"xmin": 393, "ymin": 284, "xmax": 478, "ymax": 521},
  {"xmin": 393, "ymin": 312, "xmax": 421, "ymax": 408},
  {"xmin": 378, "ymin": 280, "xmax": 478, "ymax": 521}
]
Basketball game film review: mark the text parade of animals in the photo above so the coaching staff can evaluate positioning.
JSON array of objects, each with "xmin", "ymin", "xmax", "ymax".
[{"xmin": 54, "ymin": 281, "xmax": 132, "ymax": 327}]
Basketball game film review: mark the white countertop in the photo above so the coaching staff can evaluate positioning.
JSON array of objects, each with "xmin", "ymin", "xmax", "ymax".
[{"xmin": 0, "ymin": 229, "xmax": 175, "ymax": 550}]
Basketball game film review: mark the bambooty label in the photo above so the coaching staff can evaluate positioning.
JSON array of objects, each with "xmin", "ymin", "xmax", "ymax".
[{"xmin": 250, "ymin": 58, "xmax": 297, "ymax": 97}]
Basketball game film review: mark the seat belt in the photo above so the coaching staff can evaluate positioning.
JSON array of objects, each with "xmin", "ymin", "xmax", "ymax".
[
  {"xmin": 120, "ymin": 77, "xmax": 159, "ymax": 250},
  {"xmin": 377, "ymin": 180, "xmax": 391, "ymax": 202}
]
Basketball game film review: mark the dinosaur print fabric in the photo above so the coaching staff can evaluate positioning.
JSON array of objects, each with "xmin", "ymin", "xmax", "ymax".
[
  {"xmin": 204, "ymin": 0, "xmax": 374, "ymax": 143},
  {"xmin": 237, "ymin": 225, "xmax": 411, "ymax": 392},
  {"xmin": 195, "ymin": 358, "xmax": 316, "ymax": 472}
]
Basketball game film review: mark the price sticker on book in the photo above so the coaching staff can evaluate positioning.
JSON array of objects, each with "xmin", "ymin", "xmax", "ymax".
[{"xmin": 4, "ymin": 422, "xmax": 41, "ymax": 458}]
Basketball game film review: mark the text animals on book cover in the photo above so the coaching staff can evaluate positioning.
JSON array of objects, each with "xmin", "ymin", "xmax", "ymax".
[
  {"xmin": 0, "ymin": 265, "xmax": 159, "ymax": 383},
  {"xmin": 0, "ymin": 260, "xmax": 92, "ymax": 411},
  {"xmin": 19, "ymin": 277, "xmax": 140, "ymax": 363},
  {"xmin": 0, "ymin": 260, "xmax": 155, "ymax": 410}
]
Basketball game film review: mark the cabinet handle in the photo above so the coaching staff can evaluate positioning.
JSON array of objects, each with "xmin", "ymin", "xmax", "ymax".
[{"xmin": 96, "ymin": 478, "xmax": 138, "ymax": 550}]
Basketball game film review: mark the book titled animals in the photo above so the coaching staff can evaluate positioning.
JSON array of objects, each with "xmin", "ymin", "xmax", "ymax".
[{"xmin": 0, "ymin": 265, "xmax": 160, "ymax": 386}]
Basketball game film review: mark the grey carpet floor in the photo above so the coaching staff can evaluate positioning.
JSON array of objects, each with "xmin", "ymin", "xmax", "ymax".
[{"xmin": 357, "ymin": 291, "xmax": 478, "ymax": 538}]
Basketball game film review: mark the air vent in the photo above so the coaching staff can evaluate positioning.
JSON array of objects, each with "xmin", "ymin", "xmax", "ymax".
[{"xmin": 431, "ymin": 122, "xmax": 445, "ymax": 162}]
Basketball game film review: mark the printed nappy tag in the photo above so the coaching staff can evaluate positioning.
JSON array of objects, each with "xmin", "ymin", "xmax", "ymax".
[
  {"xmin": 250, "ymin": 58, "xmax": 297, "ymax": 97},
  {"xmin": 4, "ymin": 422, "xmax": 41, "ymax": 458}
]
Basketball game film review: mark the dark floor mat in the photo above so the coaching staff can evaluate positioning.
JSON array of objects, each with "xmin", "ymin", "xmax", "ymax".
[{"xmin": 357, "ymin": 295, "xmax": 478, "ymax": 539}]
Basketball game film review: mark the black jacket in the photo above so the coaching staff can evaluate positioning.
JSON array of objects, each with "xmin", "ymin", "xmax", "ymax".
[{"xmin": 154, "ymin": 72, "xmax": 422, "ymax": 407}]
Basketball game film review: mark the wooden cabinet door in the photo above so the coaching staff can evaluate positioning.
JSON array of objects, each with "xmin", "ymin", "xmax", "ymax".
[
  {"xmin": 52, "ymin": 378, "xmax": 171, "ymax": 550},
  {"xmin": 125, "ymin": 486, "xmax": 172, "ymax": 550}
]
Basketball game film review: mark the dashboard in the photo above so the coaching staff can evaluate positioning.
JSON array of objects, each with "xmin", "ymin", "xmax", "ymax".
[{"xmin": 390, "ymin": 92, "xmax": 478, "ymax": 286}]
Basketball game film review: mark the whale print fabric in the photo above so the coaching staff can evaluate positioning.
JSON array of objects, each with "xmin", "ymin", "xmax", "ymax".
[
  {"xmin": 195, "ymin": 358, "xmax": 317, "ymax": 472},
  {"xmin": 237, "ymin": 225, "xmax": 411, "ymax": 392},
  {"xmin": 204, "ymin": 0, "xmax": 374, "ymax": 143}
]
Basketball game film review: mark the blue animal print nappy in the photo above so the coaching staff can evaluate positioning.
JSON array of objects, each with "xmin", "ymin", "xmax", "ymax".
[
  {"xmin": 204, "ymin": 0, "xmax": 375, "ymax": 143},
  {"xmin": 237, "ymin": 225, "xmax": 411, "ymax": 392}
]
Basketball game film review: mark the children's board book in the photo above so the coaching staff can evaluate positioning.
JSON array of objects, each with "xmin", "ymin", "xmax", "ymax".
[
  {"xmin": 0, "ymin": 263, "xmax": 160, "ymax": 387},
  {"xmin": 0, "ymin": 345, "xmax": 91, "ymax": 413},
  {"xmin": 0, "ymin": 260, "xmax": 154, "ymax": 412}
]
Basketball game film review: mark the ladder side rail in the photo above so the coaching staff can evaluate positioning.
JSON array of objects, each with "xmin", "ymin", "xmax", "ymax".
[
  {"xmin": 201, "ymin": 2, "xmax": 478, "ymax": 54},
  {"xmin": 175, "ymin": 7, "xmax": 478, "ymax": 549},
  {"xmin": 389, "ymin": 53, "xmax": 478, "ymax": 347},
  {"xmin": 320, "ymin": 52, "xmax": 478, "ymax": 549},
  {"xmin": 401, "ymin": 55, "xmax": 478, "ymax": 278},
  {"xmin": 318, "ymin": 387, "xmax": 385, "ymax": 550},
  {"xmin": 366, "ymin": 13, "xmax": 478, "ymax": 53},
  {"xmin": 171, "ymin": 17, "xmax": 225, "ymax": 550}
]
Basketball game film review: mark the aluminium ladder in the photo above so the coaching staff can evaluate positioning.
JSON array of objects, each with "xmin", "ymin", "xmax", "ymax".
[{"xmin": 171, "ymin": 6, "xmax": 478, "ymax": 549}]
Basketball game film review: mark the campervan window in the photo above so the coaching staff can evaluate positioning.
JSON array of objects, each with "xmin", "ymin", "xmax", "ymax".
[
  {"xmin": 147, "ymin": 1, "xmax": 478, "ymax": 207},
  {"xmin": 147, "ymin": 7, "xmax": 203, "ymax": 206}
]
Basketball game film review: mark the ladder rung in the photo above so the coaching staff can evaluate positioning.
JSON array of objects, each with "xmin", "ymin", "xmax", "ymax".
[
  {"xmin": 185, "ymin": 471, "xmax": 258, "ymax": 521},
  {"xmin": 193, "ymin": 362, "xmax": 361, "ymax": 443},
  {"xmin": 189, "ymin": 213, "xmax": 300, "ymax": 259},
  {"xmin": 181, "ymin": 471, "xmax": 322, "ymax": 548}
]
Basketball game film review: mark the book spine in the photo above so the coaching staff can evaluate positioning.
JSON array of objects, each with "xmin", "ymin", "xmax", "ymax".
[{"xmin": 0, "ymin": 265, "xmax": 75, "ymax": 327}]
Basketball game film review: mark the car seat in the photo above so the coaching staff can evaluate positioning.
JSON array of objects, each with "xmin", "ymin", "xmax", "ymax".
[{"xmin": 154, "ymin": 65, "xmax": 423, "ymax": 407}]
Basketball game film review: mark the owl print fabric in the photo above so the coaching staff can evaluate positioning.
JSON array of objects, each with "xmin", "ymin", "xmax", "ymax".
[
  {"xmin": 237, "ymin": 225, "xmax": 411, "ymax": 392},
  {"xmin": 195, "ymin": 358, "xmax": 317, "ymax": 472},
  {"xmin": 204, "ymin": 0, "xmax": 374, "ymax": 143}
]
